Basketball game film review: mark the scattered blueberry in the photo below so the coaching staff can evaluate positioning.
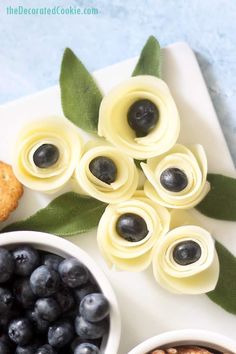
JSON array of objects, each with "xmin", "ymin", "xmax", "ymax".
[
  {"xmin": 59, "ymin": 258, "xmax": 89, "ymax": 288},
  {"xmin": 13, "ymin": 278, "xmax": 36, "ymax": 309},
  {"xmin": 80, "ymin": 293, "xmax": 109, "ymax": 323},
  {"xmin": 54, "ymin": 287, "xmax": 75, "ymax": 313},
  {"xmin": 89, "ymin": 156, "xmax": 117, "ymax": 184},
  {"xmin": 48, "ymin": 320, "xmax": 74, "ymax": 348},
  {"xmin": 27, "ymin": 309, "xmax": 50, "ymax": 333},
  {"xmin": 8, "ymin": 318, "xmax": 33, "ymax": 345},
  {"xmin": 0, "ymin": 287, "xmax": 14, "ymax": 314},
  {"xmin": 160, "ymin": 167, "xmax": 188, "ymax": 192},
  {"xmin": 30, "ymin": 265, "xmax": 60, "ymax": 297},
  {"xmin": 12, "ymin": 246, "xmax": 40, "ymax": 276},
  {"xmin": 0, "ymin": 248, "xmax": 14, "ymax": 283},
  {"xmin": 116, "ymin": 213, "xmax": 148, "ymax": 242},
  {"xmin": 75, "ymin": 316, "xmax": 108, "ymax": 339},
  {"xmin": 35, "ymin": 344, "xmax": 57, "ymax": 354},
  {"xmin": 74, "ymin": 282, "xmax": 99, "ymax": 304},
  {"xmin": 0, "ymin": 340, "xmax": 11, "ymax": 354},
  {"xmin": 35, "ymin": 297, "xmax": 61, "ymax": 322},
  {"xmin": 75, "ymin": 342, "xmax": 100, "ymax": 354},
  {"xmin": 42, "ymin": 254, "xmax": 63, "ymax": 271},
  {"xmin": 0, "ymin": 245, "xmax": 109, "ymax": 352},
  {"xmin": 33, "ymin": 144, "xmax": 60, "ymax": 169},
  {"xmin": 16, "ymin": 342, "xmax": 39, "ymax": 354},
  {"xmin": 127, "ymin": 99, "xmax": 159, "ymax": 137}
]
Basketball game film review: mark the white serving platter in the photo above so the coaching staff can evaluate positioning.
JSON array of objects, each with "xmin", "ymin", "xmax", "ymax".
[{"xmin": 0, "ymin": 42, "xmax": 236, "ymax": 354}]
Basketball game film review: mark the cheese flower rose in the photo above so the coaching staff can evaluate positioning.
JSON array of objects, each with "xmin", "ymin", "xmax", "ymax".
[
  {"xmin": 13, "ymin": 117, "xmax": 83, "ymax": 193},
  {"xmin": 152, "ymin": 225, "xmax": 219, "ymax": 294},
  {"xmin": 142, "ymin": 144, "xmax": 210, "ymax": 209},
  {"xmin": 97, "ymin": 192, "xmax": 170, "ymax": 271},
  {"xmin": 98, "ymin": 76, "xmax": 180, "ymax": 159},
  {"xmin": 73, "ymin": 142, "xmax": 139, "ymax": 203}
]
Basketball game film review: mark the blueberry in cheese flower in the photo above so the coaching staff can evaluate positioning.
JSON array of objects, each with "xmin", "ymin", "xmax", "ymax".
[
  {"xmin": 116, "ymin": 213, "xmax": 148, "ymax": 242},
  {"xmin": 127, "ymin": 99, "xmax": 159, "ymax": 137},
  {"xmin": 173, "ymin": 240, "xmax": 202, "ymax": 266},
  {"xmin": 33, "ymin": 144, "xmax": 59, "ymax": 169},
  {"xmin": 89, "ymin": 156, "xmax": 117, "ymax": 184},
  {"xmin": 160, "ymin": 167, "xmax": 188, "ymax": 192}
]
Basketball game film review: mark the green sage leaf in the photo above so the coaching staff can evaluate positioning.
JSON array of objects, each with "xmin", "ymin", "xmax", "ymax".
[
  {"xmin": 1, "ymin": 193, "xmax": 107, "ymax": 237},
  {"xmin": 132, "ymin": 36, "xmax": 161, "ymax": 77},
  {"xmin": 60, "ymin": 48, "xmax": 103, "ymax": 133},
  {"xmin": 207, "ymin": 241, "xmax": 236, "ymax": 314},
  {"xmin": 134, "ymin": 159, "xmax": 147, "ymax": 170},
  {"xmin": 196, "ymin": 174, "xmax": 236, "ymax": 221}
]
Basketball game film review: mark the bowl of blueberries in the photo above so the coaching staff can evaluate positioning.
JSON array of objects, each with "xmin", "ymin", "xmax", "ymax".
[
  {"xmin": 127, "ymin": 329, "xmax": 236, "ymax": 354},
  {"xmin": 0, "ymin": 231, "xmax": 121, "ymax": 354}
]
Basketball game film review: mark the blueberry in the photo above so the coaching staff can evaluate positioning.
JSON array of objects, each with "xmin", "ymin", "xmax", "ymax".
[
  {"xmin": 8, "ymin": 318, "xmax": 33, "ymax": 345},
  {"xmin": 58, "ymin": 258, "xmax": 89, "ymax": 288},
  {"xmin": 33, "ymin": 144, "xmax": 60, "ymax": 169},
  {"xmin": 127, "ymin": 99, "xmax": 159, "ymax": 137},
  {"xmin": 0, "ymin": 287, "xmax": 14, "ymax": 314},
  {"xmin": 75, "ymin": 342, "xmax": 100, "ymax": 354},
  {"xmin": 54, "ymin": 287, "xmax": 75, "ymax": 313},
  {"xmin": 116, "ymin": 213, "xmax": 148, "ymax": 242},
  {"xmin": 89, "ymin": 156, "xmax": 117, "ymax": 184},
  {"xmin": 71, "ymin": 337, "xmax": 102, "ymax": 351},
  {"xmin": 160, "ymin": 168, "xmax": 188, "ymax": 192},
  {"xmin": 16, "ymin": 342, "xmax": 39, "ymax": 354},
  {"xmin": 0, "ymin": 340, "xmax": 11, "ymax": 354},
  {"xmin": 75, "ymin": 316, "xmax": 108, "ymax": 339},
  {"xmin": 13, "ymin": 278, "xmax": 36, "ymax": 309},
  {"xmin": 27, "ymin": 309, "xmax": 50, "ymax": 333},
  {"xmin": 42, "ymin": 254, "xmax": 63, "ymax": 271},
  {"xmin": 35, "ymin": 297, "xmax": 61, "ymax": 322},
  {"xmin": 173, "ymin": 241, "xmax": 202, "ymax": 266},
  {"xmin": 48, "ymin": 321, "xmax": 74, "ymax": 348},
  {"xmin": 30, "ymin": 265, "xmax": 60, "ymax": 297},
  {"xmin": 12, "ymin": 246, "xmax": 40, "ymax": 276},
  {"xmin": 80, "ymin": 293, "xmax": 109, "ymax": 323},
  {"xmin": 74, "ymin": 282, "xmax": 100, "ymax": 304},
  {"xmin": 0, "ymin": 305, "xmax": 22, "ymax": 331},
  {"xmin": 35, "ymin": 344, "xmax": 57, "ymax": 354},
  {"xmin": 0, "ymin": 248, "xmax": 14, "ymax": 283}
]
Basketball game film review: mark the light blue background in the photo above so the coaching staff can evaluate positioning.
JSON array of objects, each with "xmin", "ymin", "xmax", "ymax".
[{"xmin": 1, "ymin": 0, "xmax": 236, "ymax": 164}]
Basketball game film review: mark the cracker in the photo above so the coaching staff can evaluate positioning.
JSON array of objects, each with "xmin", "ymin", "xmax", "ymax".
[{"xmin": 0, "ymin": 161, "xmax": 24, "ymax": 222}]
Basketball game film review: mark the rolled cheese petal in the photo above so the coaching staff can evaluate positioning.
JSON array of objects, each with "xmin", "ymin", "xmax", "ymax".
[
  {"xmin": 97, "ymin": 192, "xmax": 170, "ymax": 271},
  {"xmin": 98, "ymin": 76, "xmax": 180, "ymax": 159},
  {"xmin": 13, "ymin": 117, "xmax": 83, "ymax": 193},
  {"xmin": 73, "ymin": 142, "xmax": 139, "ymax": 203},
  {"xmin": 142, "ymin": 144, "xmax": 210, "ymax": 209},
  {"xmin": 152, "ymin": 225, "xmax": 219, "ymax": 294}
]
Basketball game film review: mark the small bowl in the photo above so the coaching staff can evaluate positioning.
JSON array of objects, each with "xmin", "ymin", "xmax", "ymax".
[
  {"xmin": 128, "ymin": 329, "xmax": 236, "ymax": 354},
  {"xmin": 0, "ymin": 231, "xmax": 121, "ymax": 354}
]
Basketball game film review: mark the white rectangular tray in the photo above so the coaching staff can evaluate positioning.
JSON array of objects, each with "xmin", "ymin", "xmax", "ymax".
[{"xmin": 0, "ymin": 42, "xmax": 236, "ymax": 353}]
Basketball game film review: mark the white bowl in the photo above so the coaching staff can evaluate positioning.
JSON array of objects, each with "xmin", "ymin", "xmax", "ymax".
[
  {"xmin": 0, "ymin": 231, "xmax": 121, "ymax": 354},
  {"xmin": 128, "ymin": 329, "xmax": 236, "ymax": 354}
]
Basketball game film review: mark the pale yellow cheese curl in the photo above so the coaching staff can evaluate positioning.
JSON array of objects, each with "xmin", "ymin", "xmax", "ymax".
[
  {"xmin": 152, "ymin": 225, "xmax": 219, "ymax": 294},
  {"xmin": 74, "ymin": 142, "xmax": 139, "ymax": 203},
  {"xmin": 98, "ymin": 76, "xmax": 180, "ymax": 159},
  {"xmin": 97, "ymin": 192, "xmax": 170, "ymax": 271},
  {"xmin": 142, "ymin": 144, "xmax": 210, "ymax": 209},
  {"xmin": 13, "ymin": 117, "xmax": 83, "ymax": 193}
]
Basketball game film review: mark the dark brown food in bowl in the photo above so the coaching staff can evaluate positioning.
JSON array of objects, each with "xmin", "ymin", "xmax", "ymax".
[{"xmin": 149, "ymin": 346, "xmax": 231, "ymax": 354}]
